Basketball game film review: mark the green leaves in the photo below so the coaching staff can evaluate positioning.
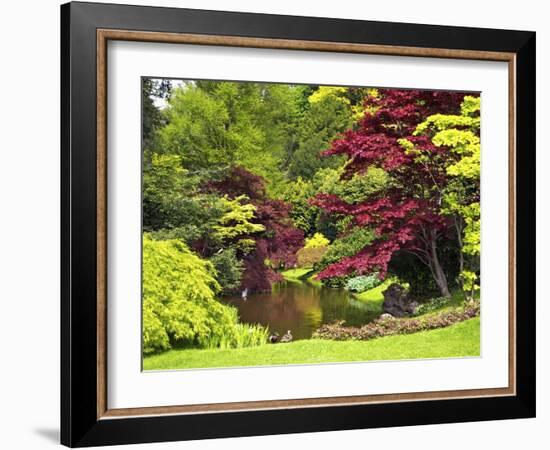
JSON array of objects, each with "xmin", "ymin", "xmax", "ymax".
[
  {"xmin": 212, "ymin": 195, "xmax": 265, "ymax": 252},
  {"xmin": 414, "ymin": 113, "xmax": 480, "ymax": 135},
  {"xmin": 459, "ymin": 270, "xmax": 480, "ymax": 302},
  {"xmin": 461, "ymin": 202, "xmax": 480, "ymax": 256},
  {"xmin": 142, "ymin": 235, "xmax": 267, "ymax": 353},
  {"xmin": 460, "ymin": 95, "xmax": 481, "ymax": 117},
  {"xmin": 414, "ymin": 96, "xmax": 481, "ymax": 301}
]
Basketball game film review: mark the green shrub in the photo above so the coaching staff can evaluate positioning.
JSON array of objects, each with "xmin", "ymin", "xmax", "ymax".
[
  {"xmin": 142, "ymin": 235, "xmax": 267, "ymax": 354},
  {"xmin": 345, "ymin": 274, "xmax": 382, "ymax": 293},
  {"xmin": 313, "ymin": 227, "xmax": 374, "ymax": 286},
  {"xmin": 199, "ymin": 323, "xmax": 270, "ymax": 350},
  {"xmin": 316, "ymin": 227, "xmax": 374, "ymax": 272},
  {"xmin": 296, "ymin": 245, "xmax": 328, "ymax": 268}
]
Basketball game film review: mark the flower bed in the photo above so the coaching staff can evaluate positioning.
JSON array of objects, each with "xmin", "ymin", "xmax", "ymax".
[{"xmin": 313, "ymin": 301, "xmax": 480, "ymax": 341}]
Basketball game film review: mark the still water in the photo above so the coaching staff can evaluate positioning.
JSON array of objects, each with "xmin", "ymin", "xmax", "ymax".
[{"xmin": 224, "ymin": 280, "xmax": 380, "ymax": 340}]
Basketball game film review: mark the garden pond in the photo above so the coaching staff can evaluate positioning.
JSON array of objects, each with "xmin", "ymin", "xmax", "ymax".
[{"xmin": 223, "ymin": 280, "xmax": 381, "ymax": 340}]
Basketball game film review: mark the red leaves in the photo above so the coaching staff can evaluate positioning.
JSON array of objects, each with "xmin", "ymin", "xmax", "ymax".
[
  {"xmin": 317, "ymin": 239, "xmax": 400, "ymax": 280},
  {"xmin": 314, "ymin": 88, "xmax": 465, "ymax": 280},
  {"xmin": 207, "ymin": 166, "xmax": 266, "ymax": 201},
  {"xmin": 324, "ymin": 132, "xmax": 411, "ymax": 175},
  {"xmin": 208, "ymin": 166, "xmax": 304, "ymax": 291}
]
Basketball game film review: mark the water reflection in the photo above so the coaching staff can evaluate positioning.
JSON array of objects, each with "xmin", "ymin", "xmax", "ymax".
[{"xmin": 224, "ymin": 280, "xmax": 380, "ymax": 340}]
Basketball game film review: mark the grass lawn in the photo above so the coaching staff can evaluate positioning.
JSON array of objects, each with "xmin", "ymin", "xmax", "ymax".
[
  {"xmin": 354, "ymin": 283, "xmax": 479, "ymax": 316},
  {"xmin": 353, "ymin": 278, "xmax": 395, "ymax": 310},
  {"xmin": 143, "ymin": 317, "xmax": 479, "ymax": 370},
  {"xmin": 281, "ymin": 268, "xmax": 314, "ymax": 280}
]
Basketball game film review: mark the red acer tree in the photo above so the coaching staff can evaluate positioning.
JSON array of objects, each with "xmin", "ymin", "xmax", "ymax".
[
  {"xmin": 312, "ymin": 89, "xmax": 470, "ymax": 297},
  {"xmin": 208, "ymin": 166, "xmax": 304, "ymax": 292}
]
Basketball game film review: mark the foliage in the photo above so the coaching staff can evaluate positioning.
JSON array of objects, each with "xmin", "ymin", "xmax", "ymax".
[
  {"xmin": 413, "ymin": 95, "xmax": 481, "ymax": 299},
  {"xmin": 459, "ymin": 269, "xmax": 480, "ymax": 302},
  {"xmin": 321, "ymin": 167, "xmax": 389, "ymax": 204},
  {"xmin": 413, "ymin": 296, "xmax": 454, "ymax": 316},
  {"xmin": 312, "ymin": 89, "xmax": 476, "ymax": 297},
  {"xmin": 315, "ymin": 227, "xmax": 375, "ymax": 275},
  {"xmin": 281, "ymin": 177, "xmax": 319, "ymax": 234},
  {"xmin": 212, "ymin": 195, "xmax": 265, "ymax": 252},
  {"xmin": 296, "ymin": 245, "xmax": 329, "ymax": 268},
  {"xmin": 141, "ymin": 80, "xmax": 483, "ymax": 359},
  {"xmin": 142, "ymin": 236, "xmax": 267, "ymax": 353},
  {"xmin": 345, "ymin": 274, "xmax": 382, "ymax": 293},
  {"xmin": 296, "ymin": 232, "xmax": 330, "ymax": 268},
  {"xmin": 313, "ymin": 301, "xmax": 480, "ymax": 340},
  {"xmin": 142, "ymin": 78, "xmax": 171, "ymax": 147},
  {"xmin": 307, "ymin": 86, "xmax": 350, "ymax": 105},
  {"xmin": 143, "ymin": 152, "xmax": 223, "ymax": 244},
  {"xmin": 157, "ymin": 81, "xmax": 303, "ymax": 189},
  {"xmin": 304, "ymin": 232, "xmax": 330, "ymax": 248},
  {"xmin": 208, "ymin": 248, "xmax": 244, "ymax": 295},
  {"xmin": 199, "ymin": 323, "xmax": 269, "ymax": 350},
  {"xmin": 208, "ymin": 166, "xmax": 304, "ymax": 291},
  {"xmin": 287, "ymin": 88, "xmax": 355, "ymax": 179}
]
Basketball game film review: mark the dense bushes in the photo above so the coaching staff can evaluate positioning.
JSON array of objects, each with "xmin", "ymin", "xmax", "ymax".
[
  {"xmin": 142, "ymin": 236, "xmax": 267, "ymax": 354},
  {"xmin": 313, "ymin": 301, "xmax": 480, "ymax": 341}
]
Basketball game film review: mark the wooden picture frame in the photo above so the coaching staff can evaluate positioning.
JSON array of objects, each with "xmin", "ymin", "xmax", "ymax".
[{"xmin": 61, "ymin": 1, "xmax": 535, "ymax": 447}]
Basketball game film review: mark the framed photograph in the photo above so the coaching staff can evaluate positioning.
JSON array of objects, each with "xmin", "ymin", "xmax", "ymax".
[{"xmin": 61, "ymin": 1, "xmax": 536, "ymax": 447}]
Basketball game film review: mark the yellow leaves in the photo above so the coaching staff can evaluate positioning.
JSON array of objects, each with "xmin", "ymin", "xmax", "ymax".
[
  {"xmin": 431, "ymin": 129, "xmax": 480, "ymax": 179},
  {"xmin": 460, "ymin": 95, "xmax": 481, "ymax": 117},
  {"xmin": 446, "ymin": 153, "xmax": 480, "ymax": 179},
  {"xmin": 459, "ymin": 270, "xmax": 480, "ymax": 292},
  {"xmin": 212, "ymin": 195, "xmax": 265, "ymax": 243},
  {"xmin": 397, "ymin": 138, "xmax": 416, "ymax": 154},
  {"xmin": 308, "ymin": 86, "xmax": 350, "ymax": 105},
  {"xmin": 456, "ymin": 202, "xmax": 480, "ymax": 256},
  {"xmin": 413, "ymin": 100, "xmax": 480, "ymax": 181},
  {"xmin": 142, "ymin": 235, "xmax": 267, "ymax": 353},
  {"xmin": 433, "ymin": 129, "xmax": 479, "ymax": 151},
  {"xmin": 304, "ymin": 232, "xmax": 330, "ymax": 249},
  {"xmin": 414, "ymin": 114, "xmax": 479, "ymax": 136}
]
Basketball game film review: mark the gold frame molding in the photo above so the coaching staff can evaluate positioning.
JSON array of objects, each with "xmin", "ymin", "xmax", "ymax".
[{"xmin": 96, "ymin": 29, "xmax": 516, "ymax": 420}]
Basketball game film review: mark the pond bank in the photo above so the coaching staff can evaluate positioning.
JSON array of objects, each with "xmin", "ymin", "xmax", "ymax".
[{"xmin": 143, "ymin": 317, "xmax": 480, "ymax": 370}]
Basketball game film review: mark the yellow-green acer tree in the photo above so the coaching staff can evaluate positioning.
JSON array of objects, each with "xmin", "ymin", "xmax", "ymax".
[
  {"xmin": 413, "ymin": 96, "xmax": 481, "ymax": 301},
  {"xmin": 212, "ymin": 195, "xmax": 266, "ymax": 252}
]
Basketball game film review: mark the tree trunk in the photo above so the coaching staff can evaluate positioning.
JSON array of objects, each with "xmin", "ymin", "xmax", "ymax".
[
  {"xmin": 428, "ymin": 233, "xmax": 451, "ymax": 298},
  {"xmin": 455, "ymin": 217, "xmax": 464, "ymax": 275}
]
